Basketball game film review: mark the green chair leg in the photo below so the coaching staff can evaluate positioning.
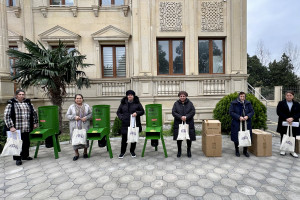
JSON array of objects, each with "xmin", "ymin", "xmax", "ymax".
[
  {"xmin": 56, "ymin": 135, "xmax": 61, "ymax": 152},
  {"xmin": 155, "ymin": 146, "xmax": 158, "ymax": 151},
  {"xmin": 141, "ymin": 139, "xmax": 148, "ymax": 157},
  {"xmin": 34, "ymin": 141, "xmax": 40, "ymax": 158},
  {"xmin": 88, "ymin": 140, "xmax": 94, "ymax": 158},
  {"xmin": 161, "ymin": 134, "xmax": 168, "ymax": 158},
  {"xmin": 106, "ymin": 135, "xmax": 113, "ymax": 159},
  {"xmin": 52, "ymin": 135, "xmax": 59, "ymax": 159}
]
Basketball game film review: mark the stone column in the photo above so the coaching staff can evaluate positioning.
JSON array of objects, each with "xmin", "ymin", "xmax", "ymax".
[
  {"xmin": 274, "ymin": 86, "xmax": 283, "ymax": 104},
  {"xmin": 0, "ymin": 0, "xmax": 9, "ymax": 76},
  {"xmin": 254, "ymin": 87, "xmax": 261, "ymax": 100}
]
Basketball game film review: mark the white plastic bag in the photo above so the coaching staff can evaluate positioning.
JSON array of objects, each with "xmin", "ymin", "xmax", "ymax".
[
  {"xmin": 1, "ymin": 131, "xmax": 23, "ymax": 157},
  {"xmin": 238, "ymin": 121, "xmax": 251, "ymax": 147},
  {"xmin": 280, "ymin": 125, "xmax": 295, "ymax": 152},
  {"xmin": 177, "ymin": 121, "xmax": 190, "ymax": 140},
  {"xmin": 127, "ymin": 115, "xmax": 139, "ymax": 143},
  {"xmin": 72, "ymin": 121, "xmax": 87, "ymax": 146}
]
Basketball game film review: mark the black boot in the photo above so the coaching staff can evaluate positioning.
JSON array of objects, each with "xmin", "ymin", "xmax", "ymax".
[
  {"xmin": 243, "ymin": 147, "xmax": 250, "ymax": 157},
  {"xmin": 235, "ymin": 142, "xmax": 240, "ymax": 157},
  {"xmin": 187, "ymin": 148, "xmax": 191, "ymax": 158},
  {"xmin": 177, "ymin": 140, "xmax": 182, "ymax": 157}
]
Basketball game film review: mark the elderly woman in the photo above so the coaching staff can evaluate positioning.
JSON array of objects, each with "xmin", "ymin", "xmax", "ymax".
[
  {"xmin": 277, "ymin": 91, "xmax": 300, "ymax": 158},
  {"xmin": 66, "ymin": 94, "xmax": 92, "ymax": 161},
  {"xmin": 172, "ymin": 91, "xmax": 196, "ymax": 158},
  {"xmin": 229, "ymin": 91, "xmax": 254, "ymax": 157},
  {"xmin": 117, "ymin": 90, "xmax": 144, "ymax": 159}
]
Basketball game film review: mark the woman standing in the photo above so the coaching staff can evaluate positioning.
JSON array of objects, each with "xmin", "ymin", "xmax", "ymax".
[
  {"xmin": 277, "ymin": 91, "xmax": 300, "ymax": 158},
  {"xmin": 66, "ymin": 94, "xmax": 92, "ymax": 161},
  {"xmin": 172, "ymin": 91, "xmax": 196, "ymax": 158},
  {"xmin": 229, "ymin": 92, "xmax": 254, "ymax": 157},
  {"xmin": 117, "ymin": 90, "xmax": 144, "ymax": 159}
]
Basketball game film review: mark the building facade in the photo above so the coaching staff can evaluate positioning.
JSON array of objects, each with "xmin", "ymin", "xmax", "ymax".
[{"xmin": 0, "ymin": 0, "xmax": 247, "ymax": 123}]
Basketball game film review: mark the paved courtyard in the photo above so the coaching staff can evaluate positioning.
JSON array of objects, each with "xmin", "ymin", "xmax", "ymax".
[{"xmin": 1, "ymin": 134, "xmax": 300, "ymax": 200}]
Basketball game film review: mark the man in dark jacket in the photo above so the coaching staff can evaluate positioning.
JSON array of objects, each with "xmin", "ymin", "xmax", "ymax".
[
  {"xmin": 277, "ymin": 91, "xmax": 300, "ymax": 158},
  {"xmin": 229, "ymin": 92, "xmax": 254, "ymax": 157},
  {"xmin": 117, "ymin": 90, "xmax": 144, "ymax": 158},
  {"xmin": 3, "ymin": 89, "xmax": 38, "ymax": 165},
  {"xmin": 172, "ymin": 91, "xmax": 196, "ymax": 158}
]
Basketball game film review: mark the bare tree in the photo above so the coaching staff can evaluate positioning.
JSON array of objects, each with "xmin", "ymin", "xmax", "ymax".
[
  {"xmin": 284, "ymin": 41, "xmax": 300, "ymax": 75},
  {"xmin": 255, "ymin": 40, "xmax": 271, "ymax": 67}
]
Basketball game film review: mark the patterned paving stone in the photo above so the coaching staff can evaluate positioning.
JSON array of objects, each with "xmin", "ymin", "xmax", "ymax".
[
  {"xmin": 103, "ymin": 181, "xmax": 118, "ymax": 191},
  {"xmin": 111, "ymin": 188, "xmax": 130, "ymax": 198},
  {"xmin": 55, "ymin": 182, "xmax": 74, "ymax": 192},
  {"xmin": 149, "ymin": 195, "xmax": 167, "ymax": 200},
  {"xmin": 163, "ymin": 187, "xmax": 180, "ymax": 198},
  {"xmin": 229, "ymin": 193, "xmax": 250, "ymax": 200},
  {"xmin": 177, "ymin": 194, "xmax": 194, "ymax": 200},
  {"xmin": 30, "ymin": 182, "xmax": 51, "ymax": 193},
  {"xmin": 248, "ymin": 172, "xmax": 266, "ymax": 180},
  {"xmin": 151, "ymin": 180, "xmax": 167, "ymax": 190},
  {"xmin": 206, "ymin": 172, "xmax": 222, "ymax": 182},
  {"xmin": 197, "ymin": 179, "xmax": 214, "ymax": 188},
  {"xmin": 79, "ymin": 182, "xmax": 97, "ymax": 192},
  {"xmin": 85, "ymin": 188, "xmax": 104, "ymax": 199},
  {"xmin": 123, "ymin": 194, "xmax": 140, "ymax": 200},
  {"xmin": 141, "ymin": 174, "xmax": 156, "ymax": 183},
  {"xmin": 266, "ymin": 178, "xmax": 285, "ymax": 186},
  {"xmin": 32, "ymin": 189, "xmax": 55, "ymax": 200},
  {"xmin": 256, "ymin": 192, "xmax": 277, "ymax": 200},
  {"xmin": 175, "ymin": 180, "xmax": 190, "ymax": 189},
  {"xmin": 212, "ymin": 185, "xmax": 231, "ymax": 196},
  {"xmin": 283, "ymin": 191, "xmax": 300, "ymax": 200},
  {"xmin": 163, "ymin": 174, "xmax": 178, "ymax": 182},
  {"xmin": 203, "ymin": 193, "xmax": 222, "ymax": 200},
  {"xmin": 227, "ymin": 172, "xmax": 243, "ymax": 181},
  {"xmin": 28, "ymin": 176, "xmax": 47, "ymax": 186},
  {"xmin": 237, "ymin": 185, "xmax": 257, "ymax": 195},
  {"xmin": 243, "ymin": 178, "xmax": 262, "ymax": 188},
  {"xmin": 96, "ymin": 175, "xmax": 110, "ymax": 185},
  {"xmin": 220, "ymin": 178, "xmax": 238, "ymax": 187},
  {"xmin": 137, "ymin": 187, "xmax": 155, "ymax": 198}
]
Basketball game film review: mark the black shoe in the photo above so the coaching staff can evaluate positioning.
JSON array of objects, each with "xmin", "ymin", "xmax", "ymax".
[
  {"xmin": 236, "ymin": 152, "xmax": 240, "ymax": 157},
  {"xmin": 73, "ymin": 155, "xmax": 79, "ymax": 161},
  {"xmin": 119, "ymin": 153, "xmax": 125, "ymax": 159},
  {"xmin": 177, "ymin": 150, "xmax": 181, "ymax": 158},
  {"xmin": 187, "ymin": 149, "xmax": 192, "ymax": 158},
  {"xmin": 22, "ymin": 157, "xmax": 33, "ymax": 160},
  {"xmin": 130, "ymin": 152, "xmax": 136, "ymax": 158},
  {"xmin": 151, "ymin": 140, "xmax": 159, "ymax": 147},
  {"xmin": 243, "ymin": 152, "xmax": 250, "ymax": 157},
  {"xmin": 16, "ymin": 160, "xmax": 22, "ymax": 166},
  {"xmin": 83, "ymin": 154, "xmax": 88, "ymax": 159}
]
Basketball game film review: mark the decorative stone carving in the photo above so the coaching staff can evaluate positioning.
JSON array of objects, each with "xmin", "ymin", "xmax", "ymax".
[
  {"xmin": 122, "ymin": 5, "xmax": 129, "ymax": 17},
  {"xmin": 92, "ymin": 5, "xmax": 99, "ymax": 17},
  {"xmin": 70, "ymin": 6, "xmax": 78, "ymax": 17},
  {"xmin": 13, "ymin": 6, "xmax": 21, "ymax": 18},
  {"xmin": 159, "ymin": 2, "xmax": 182, "ymax": 32},
  {"xmin": 201, "ymin": 1, "xmax": 224, "ymax": 32},
  {"xmin": 40, "ymin": 6, "xmax": 47, "ymax": 18}
]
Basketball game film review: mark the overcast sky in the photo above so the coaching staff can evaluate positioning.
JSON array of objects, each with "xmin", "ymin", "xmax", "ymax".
[{"xmin": 247, "ymin": 0, "xmax": 300, "ymax": 62}]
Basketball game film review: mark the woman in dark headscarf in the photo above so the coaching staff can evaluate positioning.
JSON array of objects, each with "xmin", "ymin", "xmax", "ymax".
[
  {"xmin": 117, "ymin": 90, "xmax": 144, "ymax": 159},
  {"xmin": 229, "ymin": 92, "xmax": 254, "ymax": 157}
]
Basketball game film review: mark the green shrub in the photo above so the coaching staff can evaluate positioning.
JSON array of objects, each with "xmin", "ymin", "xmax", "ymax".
[
  {"xmin": 111, "ymin": 116, "xmax": 122, "ymax": 137},
  {"xmin": 213, "ymin": 92, "xmax": 267, "ymax": 133},
  {"xmin": 0, "ymin": 119, "xmax": 7, "ymax": 153},
  {"xmin": 169, "ymin": 120, "xmax": 174, "ymax": 135}
]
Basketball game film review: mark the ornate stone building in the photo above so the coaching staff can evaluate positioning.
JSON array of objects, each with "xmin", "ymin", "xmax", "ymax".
[{"xmin": 0, "ymin": 0, "xmax": 247, "ymax": 123}]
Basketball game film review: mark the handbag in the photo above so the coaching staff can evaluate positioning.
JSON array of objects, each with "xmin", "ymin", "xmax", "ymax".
[
  {"xmin": 127, "ymin": 115, "xmax": 139, "ymax": 143},
  {"xmin": 238, "ymin": 121, "xmax": 251, "ymax": 147},
  {"xmin": 72, "ymin": 121, "xmax": 87, "ymax": 146},
  {"xmin": 280, "ymin": 125, "xmax": 295, "ymax": 152},
  {"xmin": 177, "ymin": 121, "xmax": 190, "ymax": 140},
  {"xmin": 1, "ymin": 131, "xmax": 23, "ymax": 157}
]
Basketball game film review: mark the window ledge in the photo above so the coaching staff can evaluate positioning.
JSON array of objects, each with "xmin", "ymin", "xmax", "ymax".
[
  {"xmin": 39, "ymin": 6, "xmax": 78, "ymax": 18},
  {"xmin": 6, "ymin": 6, "xmax": 21, "ymax": 18}
]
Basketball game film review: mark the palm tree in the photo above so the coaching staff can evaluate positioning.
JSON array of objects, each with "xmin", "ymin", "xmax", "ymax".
[{"xmin": 6, "ymin": 39, "xmax": 92, "ymax": 131}]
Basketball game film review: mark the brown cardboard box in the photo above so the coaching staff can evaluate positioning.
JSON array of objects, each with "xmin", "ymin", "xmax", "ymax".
[
  {"xmin": 202, "ymin": 120, "xmax": 221, "ymax": 135},
  {"xmin": 296, "ymin": 138, "xmax": 300, "ymax": 153},
  {"xmin": 248, "ymin": 129, "xmax": 272, "ymax": 156},
  {"xmin": 202, "ymin": 134, "xmax": 222, "ymax": 157}
]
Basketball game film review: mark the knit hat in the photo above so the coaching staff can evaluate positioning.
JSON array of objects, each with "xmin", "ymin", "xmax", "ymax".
[{"xmin": 126, "ymin": 90, "xmax": 136, "ymax": 96}]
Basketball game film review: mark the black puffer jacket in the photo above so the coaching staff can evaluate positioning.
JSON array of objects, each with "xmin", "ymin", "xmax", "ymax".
[
  {"xmin": 172, "ymin": 98, "xmax": 196, "ymax": 141},
  {"xmin": 117, "ymin": 96, "xmax": 145, "ymax": 134}
]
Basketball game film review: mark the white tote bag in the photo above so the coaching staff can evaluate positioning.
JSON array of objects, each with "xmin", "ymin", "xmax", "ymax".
[
  {"xmin": 72, "ymin": 121, "xmax": 87, "ymax": 146},
  {"xmin": 280, "ymin": 125, "xmax": 295, "ymax": 152},
  {"xmin": 127, "ymin": 115, "xmax": 139, "ymax": 143},
  {"xmin": 177, "ymin": 121, "xmax": 190, "ymax": 140},
  {"xmin": 1, "ymin": 131, "xmax": 23, "ymax": 157},
  {"xmin": 238, "ymin": 121, "xmax": 251, "ymax": 147}
]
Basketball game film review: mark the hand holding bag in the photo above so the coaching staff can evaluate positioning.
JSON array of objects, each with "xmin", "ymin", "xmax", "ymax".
[
  {"xmin": 72, "ymin": 121, "xmax": 87, "ymax": 146},
  {"xmin": 280, "ymin": 125, "xmax": 295, "ymax": 152},
  {"xmin": 177, "ymin": 121, "xmax": 190, "ymax": 140},
  {"xmin": 238, "ymin": 121, "xmax": 251, "ymax": 147},
  {"xmin": 1, "ymin": 131, "xmax": 23, "ymax": 157},
  {"xmin": 127, "ymin": 115, "xmax": 139, "ymax": 143}
]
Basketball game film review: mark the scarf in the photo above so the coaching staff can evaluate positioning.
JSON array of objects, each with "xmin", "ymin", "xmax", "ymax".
[{"xmin": 75, "ymin": 104, "xmax": 85, "ymax": 129}]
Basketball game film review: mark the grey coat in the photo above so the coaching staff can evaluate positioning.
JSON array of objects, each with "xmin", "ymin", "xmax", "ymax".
[{"xmin": 66, "ymin": 103, "xmax": 92, "ymax": 150}]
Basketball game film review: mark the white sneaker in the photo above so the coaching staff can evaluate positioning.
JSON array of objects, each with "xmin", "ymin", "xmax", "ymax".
[
  {"xmin": 280, "ymin": 151, "xmax": 286, "ymax": 156},
  {"xmin": 290, "ymin": 152, "xmax": 299, "ymax": 158}
]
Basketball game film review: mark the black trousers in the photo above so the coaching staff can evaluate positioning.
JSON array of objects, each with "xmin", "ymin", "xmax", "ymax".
[
  {"xmin": 121, "ymin": 134, "xmax": 136, "ymax": 154},
  {"xmin": 13, "ymin": 132, "xmax": 30, "ymax": 160},
  {"xmin": 177, "ymin": 140, "xmax": 192, "ymax": 149}
]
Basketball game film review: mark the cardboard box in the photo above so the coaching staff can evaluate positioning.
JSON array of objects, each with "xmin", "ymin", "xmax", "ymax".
[
  {"xmin": 202, "ymin": 134, "xmax": 222, "ymax": 157},
  {"xmin": 248, "ymin": 129, "xmax": 272, "ymax": 157},
  {"xmin": 296, "ymin": 138, "xmax": 300, "ymax": 154},
  {"xmin": 202, "ymin": 120, "xmax": 221, "ymax": 135}
]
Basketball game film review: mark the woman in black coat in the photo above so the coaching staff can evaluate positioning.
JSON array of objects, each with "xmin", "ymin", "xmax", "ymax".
[
  {"xmin": 229, "ymin": 92, "xmax": 254, "ymax": 157},
  {"xmin": 277, "ymin": 91, "xmax": 300, "ymax": 158},
  {"xmin": 117, "ymin": 90, "xmax": 144, "ymax": 159},
  {"xmin": 172, "ymin": 91, "xmax": 196, "ymax": 158}
]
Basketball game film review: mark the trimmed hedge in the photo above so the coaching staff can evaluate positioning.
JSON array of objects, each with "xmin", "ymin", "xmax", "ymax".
[
  {"xmin": 213, "ymin": 92, "xmax": 267, "ymax": 133},
  {"xmin": 111, "ymin": 116, "xmax": 122, "ymax": 137}
]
